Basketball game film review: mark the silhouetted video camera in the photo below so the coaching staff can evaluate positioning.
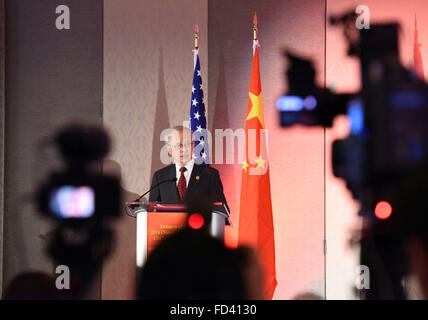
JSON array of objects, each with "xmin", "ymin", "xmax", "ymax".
[
  {"xmin": 278, "ymin": 12, "xmax": 428, "ymax": 299},
  {"xmin": 278, "ymin": 15, "xmax": 428, "ymax": 220},
  {"xmin": 37, "ymin": 123, "xmax": 121, "ymax": 222},
  {"xmin": 36, "ymin": 123, "xmax": 121, "ymax": 288}
]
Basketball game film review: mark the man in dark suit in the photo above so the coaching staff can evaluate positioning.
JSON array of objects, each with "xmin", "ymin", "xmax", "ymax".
[{"xmin": 149, "ymin": 126, "xmax": 228, "ymax": 208}]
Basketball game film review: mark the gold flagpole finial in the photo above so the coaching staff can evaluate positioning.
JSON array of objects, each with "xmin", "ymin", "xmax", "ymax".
[
  {"xmin": 253, "ymin": 12, "xmax": 258, "ymax": 41},
  {"xmin": 194, "ymin": 22, "xmax": 199, "ymax": 49}
]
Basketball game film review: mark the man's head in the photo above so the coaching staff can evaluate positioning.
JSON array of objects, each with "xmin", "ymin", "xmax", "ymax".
[{"xmin": 167, "ymin": 126, "xmax": 194, "ymax": 166}]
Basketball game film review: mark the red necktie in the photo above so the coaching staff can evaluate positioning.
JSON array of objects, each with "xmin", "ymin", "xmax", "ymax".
[{"xmin": 177, "ymin": 167, "xmax": 187, "ymax": 201}]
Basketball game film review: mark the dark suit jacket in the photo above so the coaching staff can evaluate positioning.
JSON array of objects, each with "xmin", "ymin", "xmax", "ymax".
[{"xmin": 148, "ymin": 164, "xmax": 228, "ymax": 209}]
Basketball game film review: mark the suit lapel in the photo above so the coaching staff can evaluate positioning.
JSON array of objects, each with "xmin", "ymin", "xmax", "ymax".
[
  {"xmin": 166, "ymin": 164, "xmax": 179, "ymax": 203},
  {"xmin": 188, "ymin": 164, "xmax": 203, "ymax": 192}
]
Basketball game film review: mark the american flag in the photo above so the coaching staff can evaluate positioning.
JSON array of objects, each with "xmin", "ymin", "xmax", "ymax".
[{"xmin": 190, "ymin": 54, "xmax": 209, "ymax": 163}]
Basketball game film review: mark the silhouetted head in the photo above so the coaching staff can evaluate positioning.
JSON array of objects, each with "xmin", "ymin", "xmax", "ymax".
[
  {"xmin": 54, "ymin": 122, "xmax": 110, "ymax": 166},
  {"xmin": 137, "ymin": 229, "xmax": 259, "ymax": 300}
]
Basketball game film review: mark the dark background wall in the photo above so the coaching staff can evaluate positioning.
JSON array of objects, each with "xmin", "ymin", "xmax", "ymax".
[{"xmin": 3, "ymin": 0, "xmax": 103, "ymax": 297}]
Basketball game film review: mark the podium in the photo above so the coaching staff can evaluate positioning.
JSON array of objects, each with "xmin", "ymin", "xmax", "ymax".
[{"xmin": 125, "ymin": 202, "xmax": 231, "ymax": 267}]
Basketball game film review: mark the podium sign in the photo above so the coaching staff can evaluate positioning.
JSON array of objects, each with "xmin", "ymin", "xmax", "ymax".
[
  {"xmin": 137, "ymin": 211, "xmax": 188, "ymax": 267},
  {"xmin": 126, "ymin": 202, "xmax": 230, "ymax": 268}
]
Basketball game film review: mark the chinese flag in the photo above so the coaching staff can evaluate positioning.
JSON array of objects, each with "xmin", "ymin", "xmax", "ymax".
[{"xmin": 238, "ymin": 46, "xmax": 277, "ymax": 299}]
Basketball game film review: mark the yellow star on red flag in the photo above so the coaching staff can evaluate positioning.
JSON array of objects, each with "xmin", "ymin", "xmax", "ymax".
[
  {"xmin": 247, "ymin": 92, "xmax": 265, "ymax": 128},
  {"xmin": 255, "ymin": 155, "xmax": 266, "ymax": 168},
  {"xmin": 242, "ymin": 158, "xmax": 250, "ymax": 172}
]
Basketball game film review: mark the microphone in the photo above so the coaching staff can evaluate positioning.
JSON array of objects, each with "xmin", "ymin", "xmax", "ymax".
[{"xmin": 134, "ymin": 177, "xmax": 177, "ymax": 202}]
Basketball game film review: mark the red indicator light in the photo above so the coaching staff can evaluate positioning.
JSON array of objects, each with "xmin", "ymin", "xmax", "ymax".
[
  {"xmin": 188, "ymin": 213, "xmax": 204, "ymax": 229},
  {"xmin": 374, "ymin": 201, "xmax": 392, "ymax": 220}
]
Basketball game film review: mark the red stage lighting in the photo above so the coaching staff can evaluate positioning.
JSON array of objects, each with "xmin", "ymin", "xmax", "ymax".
[
  {"xmin": 374, "ymin": 201, "xmax": 392, "ymax": 220},
  {"xmin": 188, "ymin": 213, "xmax": 204, "ymax": 229}
]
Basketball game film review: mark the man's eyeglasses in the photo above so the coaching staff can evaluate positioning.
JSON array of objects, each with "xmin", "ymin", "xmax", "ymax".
[{"xmin": 169, "ymin": 142, "xmax": 193, "ymax": 150}]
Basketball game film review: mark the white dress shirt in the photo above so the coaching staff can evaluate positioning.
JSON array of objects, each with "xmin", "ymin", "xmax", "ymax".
[{"xmin": 174, "ymin": 159, "xmax": 194, "ymax": 187}]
